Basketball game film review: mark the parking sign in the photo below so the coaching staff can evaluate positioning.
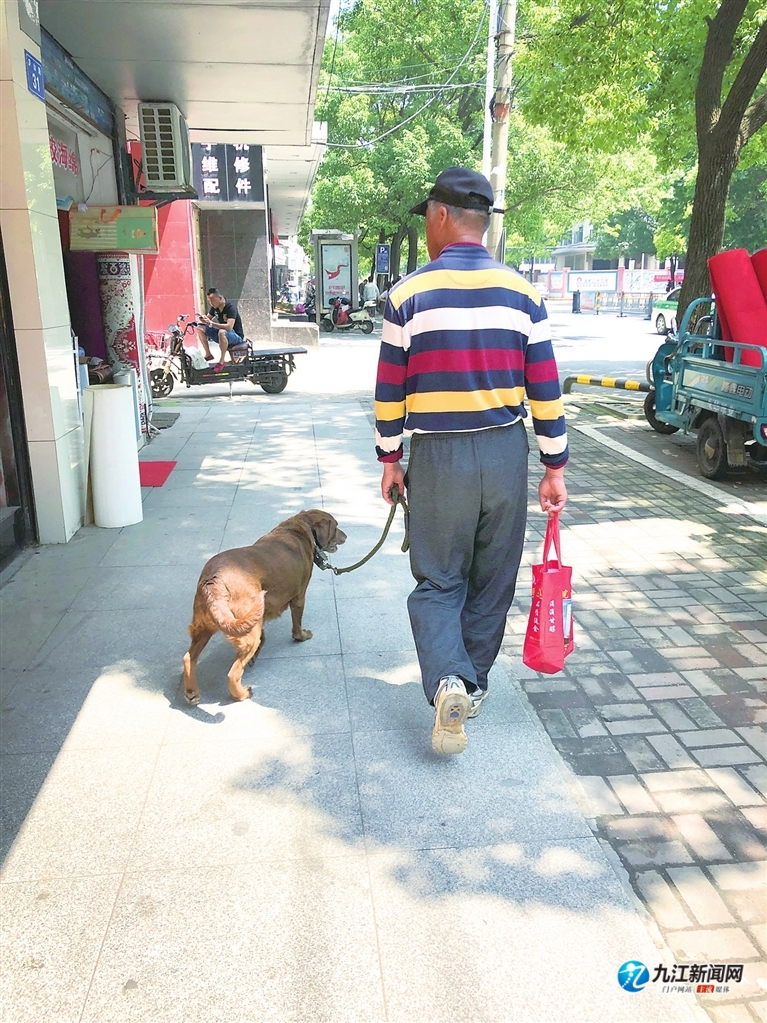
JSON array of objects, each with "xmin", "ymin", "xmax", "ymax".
[{"xmin": 376, "ymin": 244, "xmax": 390, "ymax": 275}]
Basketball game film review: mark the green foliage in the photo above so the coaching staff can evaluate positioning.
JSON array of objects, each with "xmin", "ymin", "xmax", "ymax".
[
  {"xmin": 654, "ymin": 160, "xmax": 767, "ymax": 257},
  {"xmin": 301, "ymin": 0, "xmax": 488, "ymax": 264},
  {"xmin": 302, "ymin": 0, "xmax": 766, "ymax": 274},
  {"xmin": 517, "ymin": 0, "xmax": 766, "ymax": 168},
  {"xmin": 593, "ymin": 209, "xmax": 657, "ymax": 260}
]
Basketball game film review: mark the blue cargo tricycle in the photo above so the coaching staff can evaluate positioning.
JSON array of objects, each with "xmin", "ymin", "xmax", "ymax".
[{"xmin": 644, "ymin": 297, "xmax": 767, "ymax": 479}]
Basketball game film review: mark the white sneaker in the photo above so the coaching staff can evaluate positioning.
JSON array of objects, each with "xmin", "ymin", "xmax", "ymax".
[
  {"xmin": 431, "ymin": 676, "xmax": 470, "ymax": 754},
  {"xmin": 467, "ymin": 687, "xmax": 488, "ymax": 719}
]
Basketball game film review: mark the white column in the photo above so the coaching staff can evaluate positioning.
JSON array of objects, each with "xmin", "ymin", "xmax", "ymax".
[{"xmin": 0, "ymin": 5, "xmax": 86, "ymax": 542}]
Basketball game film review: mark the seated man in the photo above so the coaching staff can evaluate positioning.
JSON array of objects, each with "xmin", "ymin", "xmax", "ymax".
[{"xmin": 196, "ymin": 287, "xmax": 245, "ymax": 371}]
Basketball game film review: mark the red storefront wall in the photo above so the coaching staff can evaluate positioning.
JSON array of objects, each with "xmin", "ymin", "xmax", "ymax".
[
  {"xmin": 143, "ymin": 201, "xmax": 199, "ymax": 342},
  {"xmin": 128, "ymin": 141, "xmax": 200, "ymax": 341}
]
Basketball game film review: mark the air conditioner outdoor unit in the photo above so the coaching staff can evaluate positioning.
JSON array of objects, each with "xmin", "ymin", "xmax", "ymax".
[{"xmin": 137, "ymin": 102, "xmax": 195, "ymax": 195}]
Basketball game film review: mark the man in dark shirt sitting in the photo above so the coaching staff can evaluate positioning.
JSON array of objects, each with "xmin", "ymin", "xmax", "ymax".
[{"xmin": 196, "ymin": 287, "xmax": 245, "ymax": 371}]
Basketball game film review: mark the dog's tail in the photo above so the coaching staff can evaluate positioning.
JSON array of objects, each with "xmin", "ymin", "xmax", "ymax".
[{"xmin": 199, "ymin": 578, "xmax": 266, "ymax": 638}]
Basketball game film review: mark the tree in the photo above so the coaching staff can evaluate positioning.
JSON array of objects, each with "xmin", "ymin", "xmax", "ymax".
[
  {"xmin": 301, "ymin": 0, "xmax": 489, "ymax": 274},
  {"xmin": 593, "ymin": 209, "xmax": 657, "ymax": 263},
  {"xmin": 518, "ymin": 0, "xmax": 767, "ymax": 318}
]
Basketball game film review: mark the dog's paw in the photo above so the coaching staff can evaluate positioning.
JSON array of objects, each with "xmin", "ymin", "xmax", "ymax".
[
  {"xmin": 184, "ymin": 690, "xmax": 201, "ymax": 706},
  {"xmin": 293, "ymin": 629, "xmax": 313, "ymax": 642},
  {"xmin": 234, "ymin": 686, "xmax": 252, "ymax": 702}
]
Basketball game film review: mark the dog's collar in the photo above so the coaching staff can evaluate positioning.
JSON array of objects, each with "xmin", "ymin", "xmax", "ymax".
[{"xmin": 313, "ymin": 544, "xmax": 334, "ymax": 572}]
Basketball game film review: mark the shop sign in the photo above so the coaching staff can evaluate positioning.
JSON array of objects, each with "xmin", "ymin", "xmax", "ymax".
[
  {"xmin": 70, "ymin": 206, "xmax": 159, "ymax": 253},
  {"xmin": 48, "ymin": 119, "xmax": 84, "ymax": 203},
  {"xmin": 18, "ymin": 0, "xmax": 41, "ymax": 44},
  {"xmin": 50, "ymin": 135, "xmax": 79, "ymax": 175},
  {"xmin": 567, "ymin": 270, "xmax": 618, "ymax": 294},
  {"xmin": 192, "ymin": 144, "xmax": 264, "ymax": 203}
]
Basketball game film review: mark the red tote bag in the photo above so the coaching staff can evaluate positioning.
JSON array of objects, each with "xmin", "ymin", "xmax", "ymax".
[{"xmin": 522, "ymin": 514, "xmax": 574, "ymax": 674}]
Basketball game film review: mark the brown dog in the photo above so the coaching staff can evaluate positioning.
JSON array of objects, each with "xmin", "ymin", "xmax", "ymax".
[{"xmin": 182, "ymin": 510, "xmax": 346, "ymax": 705}]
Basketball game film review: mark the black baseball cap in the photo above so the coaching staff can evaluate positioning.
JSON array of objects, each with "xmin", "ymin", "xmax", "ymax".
[{"xmin": 409, "ymin": 166, "xmax": 505, "ymax": 216}]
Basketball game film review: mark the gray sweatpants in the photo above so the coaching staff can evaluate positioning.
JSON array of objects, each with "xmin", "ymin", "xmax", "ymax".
[{"xmin": 405, "ymin": 421, "xmax": 529, "ymax": 705}]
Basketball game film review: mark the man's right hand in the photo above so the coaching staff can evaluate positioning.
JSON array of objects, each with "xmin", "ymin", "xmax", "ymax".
[{"xmin": 381, "ymin": 460, "xmax": 405, "ymax": 504}]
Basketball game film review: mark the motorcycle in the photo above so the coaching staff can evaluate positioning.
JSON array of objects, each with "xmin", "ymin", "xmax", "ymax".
[
  {"xmin": 321, "ymin": 296, "xmax": 374, "ymax": 334},
  {"xmin": 146, "ymin": 315, "xmax": 305, "ymax": 398}
]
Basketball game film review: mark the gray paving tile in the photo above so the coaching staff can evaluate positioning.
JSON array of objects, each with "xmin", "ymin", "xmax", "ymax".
[
  {"xmin": 99, "ymin": 524, "xmax": 228, "ymax": 568},
  {"xmin": 0, "ymin": 606, "xmax": 67, "ymax": 671},
  {"xmin": 1, "ymin": 747, "xmax": 158, "ymax": 882},
  {"xmin": 0, "ymin": 670, "xmax": 95, "ymax": 754},
  {"xmin": 353, "ymin": 724, "xmax": 592, "ymax": 850},
  {"xmin": 0, "ymin": 751, "xmax": 57, "ymax": 865},
  {"xmin": 166, "ymin": 655, "xmax": 349, "ymax": 740},
  {"xmin": 0, "ymin": 667, "xmax": 22, "ymax": 706},
  {"xmin": 0, "ymin": 875, "xmax": 122, "ymax": 1023},
  {"xmin": 70, "ymin": 563, "xmax": 202, "ymax": 611},
  {"xmin": 80, "ymin": 861, "xmax": 385, "ymax": 1023},
  {"xmin": 336, "ymin": 596, "xmax": 414, "ymax": 654},
  {"xmin": 26, "ymin": 608, "xmax": 192, "ymax": 693},
  {"xmin": 367, "ymin": 840, "xmax": 697, "ymax": 1023},
  {"xmin": 0, "ymin": 565, "xmax": 95, "ymax": 611},
  {"xmin": 128, "ymin": 732, "xmax": 363, "ymax": 871}
]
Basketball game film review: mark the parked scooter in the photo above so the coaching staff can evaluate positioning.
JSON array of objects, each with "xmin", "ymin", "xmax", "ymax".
[{"xmin": 321, "ymin": 296, "xmax": 374, "ymax": 334}]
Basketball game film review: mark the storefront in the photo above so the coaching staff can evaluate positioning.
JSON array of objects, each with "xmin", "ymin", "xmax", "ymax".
[{"xmin": 43, "ymin": 28, "xmax": 151, "ymax": 443}]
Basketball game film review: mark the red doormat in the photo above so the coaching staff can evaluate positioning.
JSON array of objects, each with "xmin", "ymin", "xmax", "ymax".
[{"xmin": 139, "ymin": 461, "xmax": 177, "ymax": 487}]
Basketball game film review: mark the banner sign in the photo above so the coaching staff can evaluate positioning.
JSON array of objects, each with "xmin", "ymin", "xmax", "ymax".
[
  {"xmin": 70, "ymin": 206, "xmax": 159, "ymax": 253},
  {"xmin": 567, "ymin": 270, "xmax": 618, "ymax": 294},
  {"xmin": 320, "ymin": 242, "xmax": 352, "ymax": 308},
  {"xmin": 376, "ymin": 244, "xmax": 390, "ymax": 275},
  {"xmin": 624, "ymin": 269, "xmax": 685, "ymax": 294},
  {"xmin": 192, "ymin": 144, "xmax": 264, "ymax": 203}
]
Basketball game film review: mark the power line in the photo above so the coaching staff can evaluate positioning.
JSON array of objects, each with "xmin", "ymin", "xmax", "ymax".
[
  {"xmin": 323, "ymin": 1, "xmax": 490, "ymax": 150},
  {"xmin": 329, "ymin": 80, "xmax": 484, "ymax": 96}
]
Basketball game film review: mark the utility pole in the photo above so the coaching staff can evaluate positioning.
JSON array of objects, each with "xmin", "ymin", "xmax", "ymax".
[
  {"xmin": 481, "ymin": 0, "xmax": 499, "ymax": 180},
  {"xmin": 485, "ymin": 0, "xmax": 517, "ymax": 262}
]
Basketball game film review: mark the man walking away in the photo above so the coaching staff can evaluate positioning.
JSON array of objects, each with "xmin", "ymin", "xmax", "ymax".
[
  {"xmin": 362, "ymin": 275, "xmax": 380, "ymax": 319},
  {"xmin": 196, "ymin": 288, "xmax": 245, "ymax": 372},
  {"xmin": 374, "ymin": 167, "xmax": 568, "ymax": 755}
]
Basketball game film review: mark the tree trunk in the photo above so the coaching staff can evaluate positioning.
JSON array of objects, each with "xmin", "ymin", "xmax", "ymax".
[
  {"xmin": 678, "ymin": 138, "xmax": 740, "ymax": 325},
  {"xmin": 406, "ymin": 224, "xmax": 418, "ymax": 274},
  {"xmin": 390, "ymin": 225, "xmax": 406, "ymax": 281}
]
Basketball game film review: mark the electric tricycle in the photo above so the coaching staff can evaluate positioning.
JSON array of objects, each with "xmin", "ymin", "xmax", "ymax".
[
  {"xmin": 146, "ymin": 315, "xmax": 305, "ymax": 399},
  {"xmin": 644, "ymin": 297, "xmax": 767, "ymax": 479}
]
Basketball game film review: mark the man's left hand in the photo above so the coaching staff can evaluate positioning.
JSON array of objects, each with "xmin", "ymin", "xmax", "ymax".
[
  {"xmin": 538, "ymin": 468, "xmax": 567, "ymax": 515},
  {"xmin": 381, "ymin": 460, "xmax": 405, "ymax": 504}
]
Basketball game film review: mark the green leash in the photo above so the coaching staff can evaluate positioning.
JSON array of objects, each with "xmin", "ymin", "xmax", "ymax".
[{"xmin": 313, "ymin": 484, "xmax": 410, "ymax": 575}]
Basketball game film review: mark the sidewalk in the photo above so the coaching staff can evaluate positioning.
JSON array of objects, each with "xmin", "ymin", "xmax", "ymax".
[{"xmin": 0, "ymin": 373, "xmax": 763, "ymax": 1022}]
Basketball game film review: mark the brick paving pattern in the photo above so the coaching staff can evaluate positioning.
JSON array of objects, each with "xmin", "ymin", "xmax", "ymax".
[{"xmin": 506, "ymin": 427, "xmax": 767, "ymax": 1023}]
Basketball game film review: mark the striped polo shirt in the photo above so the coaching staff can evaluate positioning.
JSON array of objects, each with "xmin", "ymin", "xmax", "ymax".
[{"xmin": 374, "ymin": 243, "xmax": 569, "ymax": 468}]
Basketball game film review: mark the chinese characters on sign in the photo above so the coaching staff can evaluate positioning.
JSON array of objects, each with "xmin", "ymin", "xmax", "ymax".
[
  {"xmin": 191, "ymin": 144, "xmax": 264, "ymax": 203},
  {"xmin": 49, "ymin": 136, "xmax": 79, "ymax": 175}
]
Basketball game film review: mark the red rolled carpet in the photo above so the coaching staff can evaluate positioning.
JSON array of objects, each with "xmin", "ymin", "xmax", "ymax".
[
  {"xmin": 752, "ymin": 248, "xmax": 767, "ymax": 307},
  {"xmin": 139, "ymin": 461, "xmax": 177, "ymax": 487},
  {"xmin": 708, "ymin": 249, "xmax": 767, "ymax": 367}
]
